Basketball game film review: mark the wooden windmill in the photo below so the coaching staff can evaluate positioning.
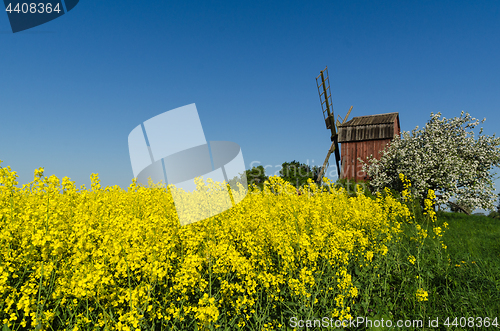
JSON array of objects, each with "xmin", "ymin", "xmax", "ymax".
[{"xmin": 315, "ymin": 66, "xmax": 353, "ymax": 184}]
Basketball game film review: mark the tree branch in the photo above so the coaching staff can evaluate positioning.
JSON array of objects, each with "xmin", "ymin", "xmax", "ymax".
[{"xmin": 436, "ymin": 194, "xmax": 470, "ymax": 215}]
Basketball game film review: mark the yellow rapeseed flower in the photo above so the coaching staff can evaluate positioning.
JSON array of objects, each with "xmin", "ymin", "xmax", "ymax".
[
  {"xmin": 416, "ymin": 288, "xmax": 428, "ymax": 302},
  {"xmin": 408, "ymin": 255, "xmax": 416, "ymax": 265},
  {"xmin": 0, "ymin": 161, "xmax": 422, "ymax": 330}
]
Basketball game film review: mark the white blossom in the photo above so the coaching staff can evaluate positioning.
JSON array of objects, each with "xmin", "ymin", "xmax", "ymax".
[{"xmin": 361, "ymin": 112, "xmax": 500, "ymax": 211}]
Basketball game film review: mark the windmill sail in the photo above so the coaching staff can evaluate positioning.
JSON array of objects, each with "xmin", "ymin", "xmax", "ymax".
[
  {"xmin": 337, "ymin": 105, "xmax": 353, "ymax": 128},
  {"xmin": 315, "ymin": 66, "xmax": 342, "ymax": 183}
]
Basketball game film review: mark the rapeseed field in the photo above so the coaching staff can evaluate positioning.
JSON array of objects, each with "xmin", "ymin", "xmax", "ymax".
[{"xmin": 0, "ymin": 160, "xmax": 446, "ymax": 330}]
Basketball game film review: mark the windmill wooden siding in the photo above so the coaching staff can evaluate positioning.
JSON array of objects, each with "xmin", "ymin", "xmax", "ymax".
[{"xmin": 338, "ymin": 112, "xmax": 400, "ymax": 182}]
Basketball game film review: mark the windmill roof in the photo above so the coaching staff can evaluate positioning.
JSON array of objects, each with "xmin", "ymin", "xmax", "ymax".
[
  {"xmin": 338, "ymin": 112, "xmax": 399, "ymax": 127},
  {"xmin": 337, "ymin": 112, "xmax": 400, "ymax": 142}
]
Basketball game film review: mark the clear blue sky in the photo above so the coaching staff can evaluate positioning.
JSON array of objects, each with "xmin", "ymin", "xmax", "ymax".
[{"xmin": 1, "ymin": 1, "xmax": 499, "ymax": 209}]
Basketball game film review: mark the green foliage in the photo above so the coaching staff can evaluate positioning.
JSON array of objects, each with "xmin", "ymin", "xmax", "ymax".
[
  {"xmin": 488, "ymin": 211, "xmax": 500, "ymax": 219},
  {"xmin": 279, "ymin": 160, "xmax": 320, "ymax": 188},
  {"xmin": 226, "ymin": 166, "xmax": 268, "ymax": 191},
  {"xmin": 243, "ymin": 165, "xmax": 268, "ymax": 190}
]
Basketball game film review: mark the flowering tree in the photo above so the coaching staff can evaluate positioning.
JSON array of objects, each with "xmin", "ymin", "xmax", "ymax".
[{"xmin": 361, "ymin": 112, "xmax": 500, "ymax": 213}]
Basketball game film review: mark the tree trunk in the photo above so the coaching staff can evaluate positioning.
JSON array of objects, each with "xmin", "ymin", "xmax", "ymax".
[{"xmin": 436, "ymin": 194, "xmax": 470, "ymax": 215}]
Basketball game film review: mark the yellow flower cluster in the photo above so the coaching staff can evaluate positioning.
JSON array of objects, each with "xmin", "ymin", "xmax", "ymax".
[
  {"xmin": 423, "ymin": 189, "xmax": 437, "ymax": 222},
  {"xmin": 415, "ymin": 288, "xmax": 429, "ymax": 302},
  {"xmin": 399, "ymin": 173, "xmax": 412, "ymax": 202},
  {"xmin": 0, "ymin": 161, "xmax": 413, "ymax": 330},
  {"xmin": 408, "ymin": 255, "xmax": 416, "ymax": 265}
]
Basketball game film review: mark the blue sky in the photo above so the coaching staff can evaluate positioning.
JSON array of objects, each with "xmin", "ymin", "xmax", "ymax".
[{"xmin": 1, "ymin": 1, "xmax": 499, "ymax": 209}]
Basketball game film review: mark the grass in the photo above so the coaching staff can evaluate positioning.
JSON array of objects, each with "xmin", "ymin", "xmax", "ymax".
[
  {"xmin": 330, "ymin": 180, "xmax": 500, "ymax": 330},
  {"xmin": 342, "ymin": 211, "xmax": 500, "ymax": 331},
  {"xmin": 430, "ymin": 212, "xmax": 500, "ymax": 318}
]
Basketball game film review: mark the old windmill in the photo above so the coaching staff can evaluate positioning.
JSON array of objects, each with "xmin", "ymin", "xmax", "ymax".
[{"xmin": 315, "ymin": 66, "xmax": 353, "ymax": 184}]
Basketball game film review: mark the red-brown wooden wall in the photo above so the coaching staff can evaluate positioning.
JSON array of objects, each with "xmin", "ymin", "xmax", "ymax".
[
  {"xmin": 341, "ymin": 138, "xmax": 393, "ymax": 181},
  {"xmin": 340, "ymin": 114, "xmax": 401, "ymax": 182}
]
